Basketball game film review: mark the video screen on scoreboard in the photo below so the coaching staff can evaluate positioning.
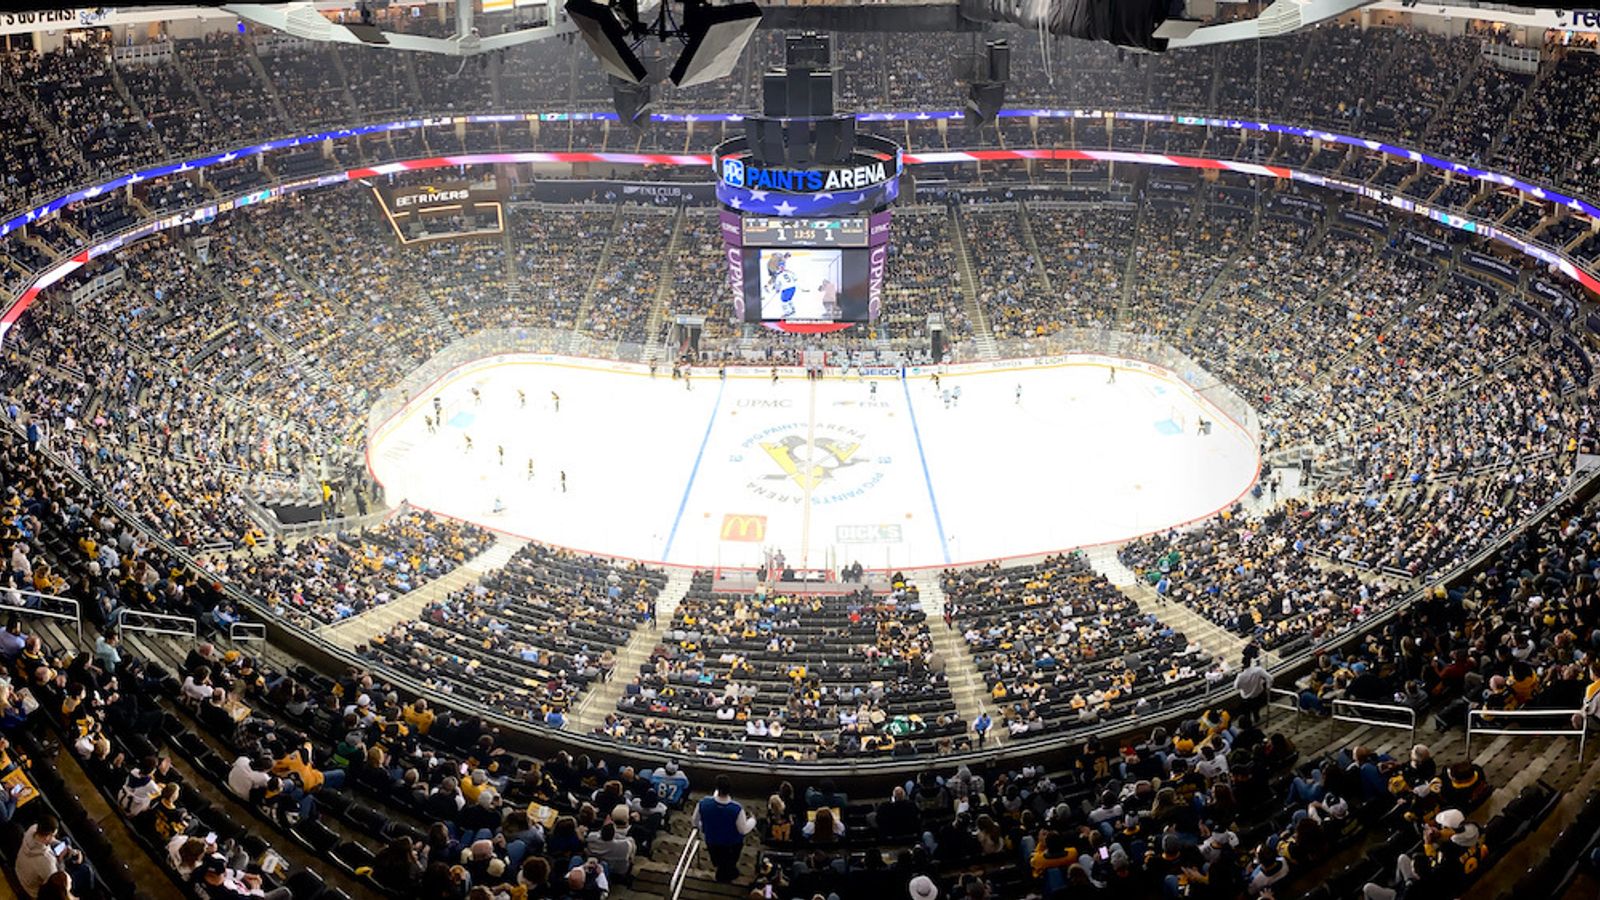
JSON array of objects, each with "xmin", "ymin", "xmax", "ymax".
[{"xmin": 743, "ymin": 247, "xmax": 873, "ymax": 322}]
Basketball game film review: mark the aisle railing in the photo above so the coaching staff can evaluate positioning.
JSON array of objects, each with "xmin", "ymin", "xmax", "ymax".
[
  {"xmin": 1330, "ymin": 698, "xmax": 1418, "ymax": 746},
  {"xmin": 1467, "ymin": 707, "xmax": 1589, "ymax": 760}
]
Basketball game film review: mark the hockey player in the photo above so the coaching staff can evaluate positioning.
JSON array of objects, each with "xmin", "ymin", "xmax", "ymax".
[{"xmin": 765, "ymin": 252, "xmax": 799, "ymax": 317}]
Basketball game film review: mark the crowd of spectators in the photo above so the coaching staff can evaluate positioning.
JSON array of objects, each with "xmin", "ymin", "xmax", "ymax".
[
  {"xmin": 225, "ymin": 509, "xmax": 493, "ymax": 628},
  {"xmin": 963, "ymin": 206, "xmax": 1053, "ymax": 339},
  {"xmin": 1, "ymin": 20, "xmax": 1599, "ymax": 238},
  {"xmin": 945, "ymin": 554, "xmax": 1219, "ymax": 738},
  {"xmin": 743, "ymin": 692, "xmax": 1505, "ymax": 900},
  {"xmin": 360, "ymin": 542, "xmax": 660, "ymax": 722},
  {"xmin": 582, "ymin": 210, "xmax": 677, "ymax": 343},
  {"xmin": 606, "ymin": 575, "xmax": 965, "ymax": 760},
  {"xmin": 256, "ymin": 41, "xmax": 352, "ymax": 129},
  {"xmin": 1126, "ymin": 201, "xmax": 1245, "ymax": 336},
  {"xmin": 879, "ymin": 209, "xmax": 970, "ymax": 345},
  {"xmin": 1493, "ymin": 50, "xmax": 1600, "ymax": 186},
  {"xmin": 1019, "ymin": 206, "xmax": 1137, "ymax": 333}
]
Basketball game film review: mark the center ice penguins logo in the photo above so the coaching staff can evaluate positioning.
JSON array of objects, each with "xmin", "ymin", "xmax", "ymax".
[
  {"xmin": 737, "ymin": 423, "xmax": 886, "ymax": 504},
  {"xmin": 760, "ymin": 434, "xmax": 864, "ymax": 491}
]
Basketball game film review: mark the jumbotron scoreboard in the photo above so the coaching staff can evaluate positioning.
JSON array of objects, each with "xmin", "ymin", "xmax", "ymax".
[
  {"xmin": 720, "ymin": 208, "xmax": 892, "ymax": 324},
  {"xmin": 715, "ymin": 32, "xmax": 900, "ymax": 332}
]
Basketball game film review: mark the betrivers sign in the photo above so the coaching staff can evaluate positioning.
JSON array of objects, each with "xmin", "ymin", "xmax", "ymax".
[{"xmin": 391, "ymin": 185, "xmax": 473, "ymax": 209}]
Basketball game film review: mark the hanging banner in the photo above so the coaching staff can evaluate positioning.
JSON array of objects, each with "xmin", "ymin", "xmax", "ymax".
[{"xmin": 529, "ymin": 180, "xmax": 718, "ymax": 205}]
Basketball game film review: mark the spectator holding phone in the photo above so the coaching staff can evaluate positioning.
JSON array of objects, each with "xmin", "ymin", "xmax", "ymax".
[{"xmin": 15, "ymin": 815, "xmax": 94, "ymax": 899}]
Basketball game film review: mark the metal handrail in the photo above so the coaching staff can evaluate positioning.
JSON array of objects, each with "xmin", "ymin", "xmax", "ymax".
[
  {"xmin": 5, "ymin": 588, "xmax": 82, "ymax": 649},
  {"xmin": 114, "ymin": 608, "xmax": 199, "ymax": 640},
  {"xmin": 1466, "ymin": 708, "xmax": 1590, "ymax": 760},
  {"xmin": 227, "ymin": 621, "xmax": 268, "ymax": 643},
  {"xmin": 668, "ymin": 827, "xmax": 702, "ymax": 900},
  {"xmin": 1267, "ymin": 687, "xmax": 1302, "ymax": 722},
  {"xmin": 1330, "ymin": 698, "xmax": 1418, "ymax": 746}
]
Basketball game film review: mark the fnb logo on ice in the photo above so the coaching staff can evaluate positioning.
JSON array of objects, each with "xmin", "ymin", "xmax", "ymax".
[{"xmin": 722, "ymin": 158, "xmax": 746, "ymax": 188}]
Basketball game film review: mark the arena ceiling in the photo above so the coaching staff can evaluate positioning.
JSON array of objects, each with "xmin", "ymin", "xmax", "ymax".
[{"xmin": 48, "ymin": 0, "xmax": 1600, "ymax": 61}]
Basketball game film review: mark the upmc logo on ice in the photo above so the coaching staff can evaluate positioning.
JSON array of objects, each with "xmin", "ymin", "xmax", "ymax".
[{"xmin": 722, "ymin": 159, "xmax": 746, "ymax": 188}]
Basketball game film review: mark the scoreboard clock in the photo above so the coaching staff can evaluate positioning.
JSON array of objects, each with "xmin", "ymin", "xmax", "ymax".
[{"xmin": 740, "ymin": 217, "xmax": 871, "ymax": 248}]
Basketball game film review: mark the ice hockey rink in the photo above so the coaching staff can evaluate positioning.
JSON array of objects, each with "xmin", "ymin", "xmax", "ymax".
[{"xmin": 366, "ymin": 355, "xmax": 1260, "ymax": 570}]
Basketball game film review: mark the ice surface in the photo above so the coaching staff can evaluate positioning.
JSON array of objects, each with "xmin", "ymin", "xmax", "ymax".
[{"xmin": 367, "ymin": 356, "xmax": 1259, "ymax": 570}]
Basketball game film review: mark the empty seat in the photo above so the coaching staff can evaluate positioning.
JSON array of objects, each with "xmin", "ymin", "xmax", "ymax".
[{"xmin": 284, "ymin": 867, "xmax": 326, "ymax": 900}]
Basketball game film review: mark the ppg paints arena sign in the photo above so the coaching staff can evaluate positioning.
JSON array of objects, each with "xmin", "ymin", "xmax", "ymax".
[
  {"xmin": 720, "ymin": 159, "xmax": 891, "ymax": 193},
  {"xmin": 712, "ymin": 133, "xmax": 903, "ymax": 218}
]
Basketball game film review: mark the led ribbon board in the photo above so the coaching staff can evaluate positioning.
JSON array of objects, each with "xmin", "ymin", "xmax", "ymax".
[
  {"xmin": 11, "ymin": 108, "xmax": 1600, "ymax": 238},
  {"xmin": 6, "ymin": 146, "xmax": 1600, "ymax": 342}
]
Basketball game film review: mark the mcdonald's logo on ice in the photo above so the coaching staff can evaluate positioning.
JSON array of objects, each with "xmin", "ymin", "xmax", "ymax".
[{"xmin": 720, "ymin": 514, "xmax": 768, "ymax": 542}]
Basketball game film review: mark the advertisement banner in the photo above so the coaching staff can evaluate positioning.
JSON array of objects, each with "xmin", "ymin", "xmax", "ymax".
[
  {"xmin": 380, "ymin": 181, "xmax": 476, "ymax": 212},
  {"xmin": 1272, "ymin": 194, "xmax": 1324, "ymax": 214},
  {"xmin": 1461, "ymin": 250, "xmax": 1519, "ymax": 282},
  {"xmin": 1402, "ymin": 230, "xmax": 1452, "ymax": 258},
  {"xmin": 1531, "ymin": 279, "xmax": 1574, "ymax": 306},
  {"xmin": 529, "ymin": 179, "xmax": 717, "ymax": 205},
  {"xmin": 1338, "ymin": 209, "xmax": 1389, "ymax": 232}
]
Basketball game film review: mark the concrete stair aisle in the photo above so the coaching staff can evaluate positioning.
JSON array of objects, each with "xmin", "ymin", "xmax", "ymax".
[
  {"xmin": 1016, "ymin": 202, "xmax": 1055, "ymax": 298},
  {"xmin": 947, "ymin": 206, "xmax": 997, "ymax": 359},
  {"xmin": 318, "ymin": 534, "xmax": 528, "ymax": 645},
  {"xmin": 571, "ymin": 205, "xmax": 627, "ymax": 337},
  {"xmin": 620, "ymin": 811, "xmax": 751, "ymax": 900},
  {"xmin": 642, "ymin": 207, "xmax": 688, "ymax": 348},
  {"xmin": 568, "ymin": 567, "xmax": 697, "ymax": 730},
  {"xmin": 239, "ymin": 36, "xmax": 293, "ymax": 132},
  {"xmin": 1114, "ymin": 195, "xmax": 1147, "ymax": 329},
  {"xmin": 909, "ymin": 571, "xmax": 1000, "ymax": 746},
  {"xmin": 1083, "ymin": 544, "xmax": 1258, "ymax": 668}
]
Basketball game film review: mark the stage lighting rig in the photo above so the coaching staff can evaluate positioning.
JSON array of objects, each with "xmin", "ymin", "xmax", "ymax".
[{"xmin": 565, "ymin": 0, "xmax": 762, "ymax": 88}]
